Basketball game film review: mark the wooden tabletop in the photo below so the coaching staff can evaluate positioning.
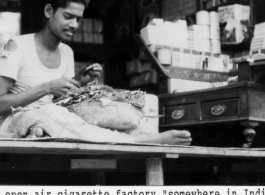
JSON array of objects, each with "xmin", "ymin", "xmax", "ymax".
[{"xmin": 0, "ymin": 139, "xmax": 265, "ymax": 158}]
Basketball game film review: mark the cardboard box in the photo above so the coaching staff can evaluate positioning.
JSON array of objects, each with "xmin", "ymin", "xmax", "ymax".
[
  {"xmin": 142, "ymin": 69, "xmax": 158, "ymax": 85},
  {"xmin": 129, "ymin": 69, "xmax": 157, "ymax": 87},
  {"xmin": 210, "ymin": 56, "xmax": 223, "ymax": 72},
  {"xmin": 141, "ymin": 25, "xmax": 164, "ymax": 45},
  {"xmin": 218, "ymin": 4, "xmax": 251, "ymax": 44},
  {"xmin": 126, "ymin": 60, "xmax": 142, "ymax": 75},
  {"xmin": 220, "ymin": 54, "xmax": 231, "ymax": 72},
  {"xmin": 73, "ymin": 31, "xmax": 83, "ymax": 42},
  {"xmin": 129, "ymin": 75, "xmax": 141, "ymax": 88},
  {"xmin": 83, "ymin": 32, "xmax": 93, "ymax": 43},
  {"xmin": 171, "ymin": 48, "xmax": 182, "ymax": 67},
  {"xmin": 192, "ymin": 50, "xmax": 201, "ymax": 69},
  {"xmin": 180, "ymin": 49, "xmax": 194, "ymax": 69},
  {"xmin": 82, "ymin": 18, "xmax": 93, "ymax": 32}
]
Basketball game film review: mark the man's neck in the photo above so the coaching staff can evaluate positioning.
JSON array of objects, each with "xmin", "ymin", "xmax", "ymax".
[{"xmin": 35, "ymin": 28, "xmax": 60, "ymax": 51}]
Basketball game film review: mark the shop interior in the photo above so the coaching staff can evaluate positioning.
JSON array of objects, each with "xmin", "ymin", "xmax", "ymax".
[{"xmin": 1, "ymin": 0, "xmax": 265, "ymax": 185}]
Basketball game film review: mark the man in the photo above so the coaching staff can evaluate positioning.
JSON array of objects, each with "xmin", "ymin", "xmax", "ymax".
[{"xmin": 0, "ymin": 0, "xmax": 192, "ymax": 145}]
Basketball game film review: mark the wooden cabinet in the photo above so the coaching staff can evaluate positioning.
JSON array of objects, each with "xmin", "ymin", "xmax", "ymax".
[
  {"xmin": 159, "ymin": 59, "xmax": 265, "ymax": 148},
  {"xmin": 159, "ymin": 82, "xmax": 247, "ymax": 126}
]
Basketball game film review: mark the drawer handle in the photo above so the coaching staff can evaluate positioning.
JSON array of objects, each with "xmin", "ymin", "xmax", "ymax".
[
  {"xmin": 211, "ymin": 105, "xmax": 226, "ymax": 116},
  {"xmin": 172, "ymin": 109, "xmax": 185, "ymax": 120}
]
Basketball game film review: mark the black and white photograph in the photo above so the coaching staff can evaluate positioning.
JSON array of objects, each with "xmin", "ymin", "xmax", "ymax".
[{"xmin": 1, "ymin": 0, "xmax": 265, "ymax": 188}]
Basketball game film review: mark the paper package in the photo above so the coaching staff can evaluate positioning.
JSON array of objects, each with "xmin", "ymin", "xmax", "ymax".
[{"xmin": 218, "ymin": 4, "xmax": 251, "ymax": 44}]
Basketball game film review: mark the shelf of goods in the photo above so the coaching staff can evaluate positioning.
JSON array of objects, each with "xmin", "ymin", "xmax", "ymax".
[{"xmin": 134, "ymin": 35, "xmax": 233, "ymax": 94}]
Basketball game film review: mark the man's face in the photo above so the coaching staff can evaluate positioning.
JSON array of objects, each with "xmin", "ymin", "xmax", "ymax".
[{"xmin": 49, "ymin": 2, "xmax": 85, "ymax": 41}]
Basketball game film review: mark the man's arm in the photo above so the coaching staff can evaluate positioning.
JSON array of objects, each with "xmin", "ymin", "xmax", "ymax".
[
  {"xmin": 0, "ymin": 76, "xmax": 80, "ymax": 115},
  {"xmin": 0, "ymin": 76, "xmax": 49, "ymax": 115}
]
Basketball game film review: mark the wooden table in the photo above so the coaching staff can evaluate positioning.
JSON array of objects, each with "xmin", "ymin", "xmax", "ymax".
[{"xmin": 1, "ymin": 139, "xmax": 265, "ymax": 185}]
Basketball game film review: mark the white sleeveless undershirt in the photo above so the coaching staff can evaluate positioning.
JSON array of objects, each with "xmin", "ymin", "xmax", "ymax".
[{"xmin": 0, "ymin": 33, "xmax": 75, "ymax": 130}]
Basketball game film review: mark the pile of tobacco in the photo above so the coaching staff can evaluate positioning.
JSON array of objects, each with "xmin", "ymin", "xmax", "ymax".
[{"xmin": 53, "ymin": 82, "xmax": 146, "ymax": 108}]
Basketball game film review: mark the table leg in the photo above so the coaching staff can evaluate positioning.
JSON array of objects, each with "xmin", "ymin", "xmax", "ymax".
[
  {"xmin": 146, "ymin": 157, "xmax": 164, "ymax": 185},
  {"xmin": 90, "ymin": 172, "xmax": 106, "ymax": 185},
  {"xmin": 240, "ymin": 122, "xmax": 259, "ymax": 148}
]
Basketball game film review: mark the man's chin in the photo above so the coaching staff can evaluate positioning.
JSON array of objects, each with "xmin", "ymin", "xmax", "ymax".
[{"xmin": 61, "ymin": 35, "xmax": 72, "ymax": 42}]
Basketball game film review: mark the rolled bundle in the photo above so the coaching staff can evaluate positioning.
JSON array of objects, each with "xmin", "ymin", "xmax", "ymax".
[
  {"xmin": 209, "ymin": 11, "xmax": 220, "ymax": 26},
  {"xmin": 199, "ymin": 25, "xmax": 210, "ymax": 38},
  {"xmin": 210, "ymin": 25, "xmax": 220, "ymax": 39},
  {"xmin": 196, "ymin": 11, "xmax": 210, "ymax": 25},
  {"xmin": 157, "ymin": 48, "xmax": 171, "ymax": 65},
  {"xmin": 67, "ymin": 100, "xmax": 144, "ymax": 131},
  {"xmin": 211, "ymin": 39, "xmax": 221, "ymax": 54},
  {"xmin": 54, "ymin": 83, "xmax": 146, "ymax": 131}
]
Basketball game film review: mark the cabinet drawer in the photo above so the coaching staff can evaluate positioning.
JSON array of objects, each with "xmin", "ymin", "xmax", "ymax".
[
  {"xmin": 162, "ymin": 104, "xmax": 197, "ymax": 124},
  {"xmin": 201, "ymin": 99, "xmax": 239, "ymax": 119}
]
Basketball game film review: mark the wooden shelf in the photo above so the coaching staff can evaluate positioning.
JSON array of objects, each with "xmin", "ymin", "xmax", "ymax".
[{"xmin": 134, "ymin": 35, "xmax": 232, "ymax": 82}]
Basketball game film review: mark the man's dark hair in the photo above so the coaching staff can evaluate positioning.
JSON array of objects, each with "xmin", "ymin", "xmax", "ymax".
[{"xmin": 46, "ymin": 0, "xmax": 90, "ymax": 11}]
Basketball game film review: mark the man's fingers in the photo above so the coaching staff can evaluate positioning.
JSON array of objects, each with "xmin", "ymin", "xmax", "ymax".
[
  {"xmin": 93, "ymin": 65, "xmax": 102, "ymax": 71},
  {"xmin": 90, "ymin": 71, "xmax": 101, "ymax": 77},
  {"xmin": 86, "ymin": 64, "xmax": 95, "ymax": 70},
  {"xmin": 69, "ymin": 79, "xmax": 81, "ymax": 87},
  {"xmin": 86, "ymin": 63, "xmax": 102, "ymax": 71}
]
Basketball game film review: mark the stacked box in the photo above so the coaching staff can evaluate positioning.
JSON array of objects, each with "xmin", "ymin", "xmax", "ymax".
[
  {"xmin": 129, "ymin": 68, "xmax": 157, "ymax": 87},
  {"xmin": 126, "ymin": 59, "xmax": 152, "ymax": 75},
  {"xmin": 187, "ymin": 25, "xmax": 204, "ymax": 51},
  {"xmin": 126, "ymin": 60, "xmax": 142, "ymax": 75},
  {"xmin": 73, "ymin": 18, "xmax": 104, "ymax": 44},
  {"xmin": 141, "ymin": 18, "xmax": 188, "ymax": 48},
  {"xmin": 218, "ymin": 4, "xmax": 251, "ymax": 44},
  {"xmin": 251, "ymin": 22, "xmax": 265, "ymax": 52}
]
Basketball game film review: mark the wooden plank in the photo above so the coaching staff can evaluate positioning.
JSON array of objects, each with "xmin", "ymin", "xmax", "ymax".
[
  {"xmin": 146, "ymin": 158, "xmax": 163, "ymax": 186},
  {"xmin": 0, "ymin": 141, "xmax": 265, "ymax": 158},
  {"xmin": 71, "ymin": 159, "xmax": 117, "ymax": 169},
  {"xmin": 165, "ymin": 153, "xmax": 179, "ymax": 158}
]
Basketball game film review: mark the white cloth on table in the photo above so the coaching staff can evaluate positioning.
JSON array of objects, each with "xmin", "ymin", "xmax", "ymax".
[{"xmin": 8, "ymin": 104, "xmax": 134, "ymax": 143}]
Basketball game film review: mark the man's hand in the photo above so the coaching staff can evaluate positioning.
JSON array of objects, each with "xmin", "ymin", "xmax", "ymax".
[
  {"xmin": 43, "ymin": 77, "xmax": 80, "ymax": 97},
  {"xmin": 79, "ymin": 63, "xmax": 102, "ymax": 86}
]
